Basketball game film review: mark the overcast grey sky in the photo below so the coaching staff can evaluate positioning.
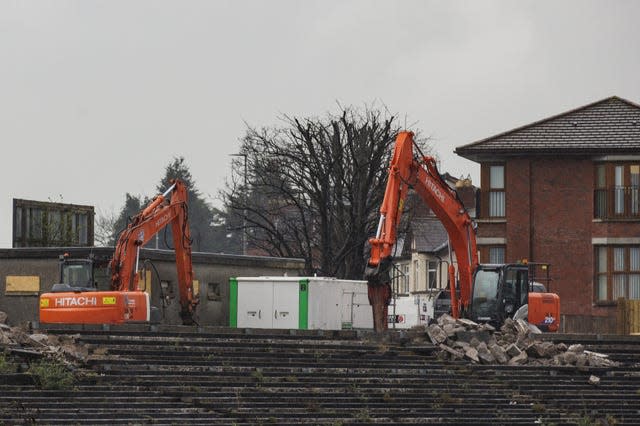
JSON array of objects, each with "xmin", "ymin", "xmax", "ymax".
[{"xmin": 1, "ymin": 1, "xmax": 639, "ymax": 248}]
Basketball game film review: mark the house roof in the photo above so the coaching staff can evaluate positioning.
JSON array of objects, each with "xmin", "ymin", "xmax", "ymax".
[
  {"xmin": 411, "ymin": 217, "xmax": 449, "ymax": 254},
  {"xmin": 455, "ymin": 96, "xmax": 640, "ymax": 162}
]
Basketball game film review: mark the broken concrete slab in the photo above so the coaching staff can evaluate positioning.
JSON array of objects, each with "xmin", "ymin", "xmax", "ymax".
[
  {"xmin": 464, "ymin": 346, "xmax": 479, "ymax": 363},
  {"xmin": 417, "ymin": 313, "xmax": 622, "ymax": 369},
  {"xmin": 508, "ymin": 351, "xmax": 528, "ymax": 365},
  {"xmin": 439, "ymin": 343, "xmax": 464, "ymax": 360},
  {"xmin": 488, "ymin": 343, "xmax": 509, "ymax": 364},
  {"xmin": 427, "ymin": 324, "xmax": 448, "ymax": 345}
]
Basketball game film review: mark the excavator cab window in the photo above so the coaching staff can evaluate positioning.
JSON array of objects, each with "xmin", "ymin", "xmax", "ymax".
[
  {"xmin": 470, "ymin": 269, "xmax": 500, "ymax": 322},
  {"xmin": 61, "ymin": 261, "xmax": 95, "ymax": 289},
  {"xmin": 502, "ymin": 267, "xmax": 528, "ymax": 316}
]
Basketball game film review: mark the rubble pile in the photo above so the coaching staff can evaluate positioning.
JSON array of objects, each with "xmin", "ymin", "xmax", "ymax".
[
  {"xmin": 425, "ymin": 314, "xmax": 618, "ymax": 369},
  {"xmin": 0, "ymin": 311, "xmax": 88, "ymax": 367}
]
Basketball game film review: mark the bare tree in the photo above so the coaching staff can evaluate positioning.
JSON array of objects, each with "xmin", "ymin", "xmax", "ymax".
[
  {"xmin": 94, "ymin": 207, "xmax": 118, "ymax": 247},
  {"xmin": 223, "ymin": 105, "xmax": 427, "ymax": 279}
]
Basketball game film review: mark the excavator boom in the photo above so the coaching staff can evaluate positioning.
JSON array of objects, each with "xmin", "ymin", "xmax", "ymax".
[
  {"xmin": 365, "ymin": 131, "xmax": 560, "ymax": 333},
  {"xmin": 365, "ymin": 131, "xmax": 478, "ymax": 331}
]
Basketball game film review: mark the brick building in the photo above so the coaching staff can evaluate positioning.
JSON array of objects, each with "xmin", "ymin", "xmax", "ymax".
[{"xmin": 455, "ymin": 96, "xmax": 640, "ymax": 333}]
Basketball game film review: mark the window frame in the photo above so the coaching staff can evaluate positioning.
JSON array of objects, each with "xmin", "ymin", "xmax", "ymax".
[
  {"xmin": 481, "ymin": 163, "xmax": 506, "ymax": 218},
  {"xmin": 392, "ymin": 262, "xmax": 410, "ymax": 296},
  {"xmin": 427, "ymin": 260, "xmax": 439, "ymax": 289},
  {"xmin": 595, "ymin": 245, "xmax": 640, "ymax": 302},
  {"xmin": 480, "ymin": 245, "xmax": 506, "ymax": 264},
  {"xmin": 594, "ymin": 162, "xmax": 640, "ymax": 220}
]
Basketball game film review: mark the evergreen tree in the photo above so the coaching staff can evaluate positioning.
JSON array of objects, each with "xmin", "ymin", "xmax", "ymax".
[
  {"xmin": 105, "ymin": 157, "xmax": 238, "ymax": 253},
  {"xmin": 109, "ymin": 193, "xmax": 145, "ymax": 246},
  {"xmin": 155, "ymin": 157, "xmax": 221, "ymax": 253}
]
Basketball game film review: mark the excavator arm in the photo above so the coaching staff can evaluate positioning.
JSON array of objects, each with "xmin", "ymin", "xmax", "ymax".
[
  {"xmin": 110, "ymin": 179, "xmax": 198, "ymax": 324},
  {"xmin": 365, "ymin": 131, "xmax": 478, "ymax": 331}
]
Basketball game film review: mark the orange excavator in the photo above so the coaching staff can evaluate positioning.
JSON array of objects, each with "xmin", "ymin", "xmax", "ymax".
[
  {"xmin": 365, "ymin": 131, "xmax": 560, "ymax": 332},
  {"xmin": 39, "ymin": 179, "xmax": 198, "ymax": 325}
]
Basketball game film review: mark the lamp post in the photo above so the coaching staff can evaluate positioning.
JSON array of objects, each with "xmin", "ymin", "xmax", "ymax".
[{"xmin": 230, "ymin": 153, "xmax": 248, "ymax": 255}]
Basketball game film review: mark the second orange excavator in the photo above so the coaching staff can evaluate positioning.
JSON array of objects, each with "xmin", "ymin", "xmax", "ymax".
[
  {"xmin": 365, "ymin": 131, "xmax": 560, "ymax": 332},
  {"xmin": 39, "ymin": 179, "xmax": 198, "ymax": 325}
]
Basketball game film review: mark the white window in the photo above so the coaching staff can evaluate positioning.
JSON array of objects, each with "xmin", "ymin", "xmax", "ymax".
[
  {"xmin": 392, "ymin": 263, "xmax": 410, "ymax": 295},
  {"xmin": 596, "ymin": 246, "xmax": 608, "ymax": 301},
  {"xmin": 401, "ymin": 263, "xmax": 410, "ymax": 294},
  {"xmin": 489, "ymin": 166, "xmax": 505, "ymax": 217},
  {"xmin": 427, "ymin": 261, "xmax": 438, "ymax": 289},
  {"xmin": 597, "ymin": 246, "xmax": 640, "ymax": 301},
  {"xmin": 489, "ymin": 247, "xmax": 505, "ymax": 264},
  {"xmin": 615, "ymin": 166, "xmax": 625, "ymax": 215}
]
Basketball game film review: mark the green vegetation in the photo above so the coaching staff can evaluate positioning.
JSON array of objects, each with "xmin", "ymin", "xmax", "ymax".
[
  {"xmin": 354, "ymin": 408, "xmax": 371, "ymax": 422},
  {"xmin": 251, "ymin": 368, "xmax": 265, "ymax": 384},
  {"xmin": 532, "ymin": 403, "xmax": 546, "ymax": 413},
  {"xmin": 0, "ymin": 353, "xmax": 17, "ymax": 374},
  {"xmin": 28, "ymin": 359, "xmax": 75, "ymax": 390}
]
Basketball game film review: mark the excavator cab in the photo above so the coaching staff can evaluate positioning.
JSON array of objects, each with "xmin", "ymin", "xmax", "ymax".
[
  {"xmin": 469, "ymin": 263, "xmax": 560, "ymax": 331},
  {"xmin": 469, "ymin": 264, "xmax": 529, "ymax": 326},
  {"xmin": 50, "ymin": 255, "xmax": 96, "ymax": 293}
]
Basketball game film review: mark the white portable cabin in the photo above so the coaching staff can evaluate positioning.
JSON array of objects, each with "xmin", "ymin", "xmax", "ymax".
[
  {"xmin": 229, "ymin": 276, "xmax": 373, "ymax": 330},
  {"xmin": 387, "ymin": 294, "xmax": 435, "ymax": 329}
]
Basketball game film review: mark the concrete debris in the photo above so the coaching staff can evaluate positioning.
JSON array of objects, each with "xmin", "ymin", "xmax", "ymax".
[
  {"xmin": 423, "ymin": 315, "xmax": 619, "ymax": 368},
  {"xmin": 439, "ymin": 343, "xmax": 464, "ymax": 360},
  {"xmin": 589, "ymin": 375, "xmax": 601, "ymax": 386},
  {"xmin": 427, "ymin": 323, "xmax": 448, "ymax": 345},
  {"xmin": 0, "ymin": 311, "xmax": 89, "ymax": 367}
]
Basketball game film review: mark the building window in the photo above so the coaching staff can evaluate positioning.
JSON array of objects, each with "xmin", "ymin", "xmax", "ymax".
[
  {"xmin": 401, "ymin": 263, "xmax": 410, "ymax": 294},
  {"xmin": 13, "ymin": 199, "xmax": 94, "ymax": 247},
  {"xmin": 615, "ymin": 166, "xmax": 625, "ymax": 215},
  {"xmin": 74, "ymin": 213, "xmax": 89, "ymax": 245},
  {"xmin": 28, "ymin": 208, "xmax": 43, "ymax": 240},
  {"xmin": 596, "ymin": 246, "xmax": 640, "ymax": 301},
  {"xmin": 595, "ymin": 165, "xmax": 607, "ymax": 218},
  {"xmin": 489, "ymin": 246, "xmax": 505, "ymax": 264},
  {"xmin": 596, "ymin": 246, "xmax": 608, "ymax": 301},
  {"xmin": 594, "ymin": 163, "xmax": 640, "ymax": 220},
  {"xmin": 207, "ymin": 282, "xmax": 221, "ymax": 301},
  {"xmin": 392, "ymin": 263, "xmax": 410, "ymax": 295},
  {"xmin": 14, "ymin": 207, "xmax": 22, "ymax": 239},
  {"xmin": 489, "ymin": 165, "xmax": 505, "ymax": 217},
  {"xmin": 427, "ymin": 261, "xmax": 438, "ymax": 289},
  {"xmin": 632, "ymin": 165, "xmax": 640, "ymax": 216}
]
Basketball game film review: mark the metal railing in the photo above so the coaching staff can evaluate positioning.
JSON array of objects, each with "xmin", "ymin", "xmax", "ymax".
[{"xmin": 594, "ymin": 187, "xmax": 640, "ymax": 220}]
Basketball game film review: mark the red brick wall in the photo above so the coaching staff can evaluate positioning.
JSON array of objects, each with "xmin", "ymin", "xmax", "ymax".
[
  {"xmin": 505, "ymin": 159, "xmax": 531, "ymax": 262},
  {"xmin": 524, "ymin": 157, "xmax": 594, "ymax": 317},
  {"xmin": 480, "ymin": 157, "xmax": 596, "ymax": 318}
]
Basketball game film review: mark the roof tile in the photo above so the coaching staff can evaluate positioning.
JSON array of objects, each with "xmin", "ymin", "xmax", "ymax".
[{"xmin": 456, "ymin": 96, "xmax": 640, "ymax": 160}]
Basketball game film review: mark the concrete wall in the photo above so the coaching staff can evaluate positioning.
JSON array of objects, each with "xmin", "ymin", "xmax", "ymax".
[{"xmin": 0, "ymin": 247, "xmax": 305, "ymax": 326}]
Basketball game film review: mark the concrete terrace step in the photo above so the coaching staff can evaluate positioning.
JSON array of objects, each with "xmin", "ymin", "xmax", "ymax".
[{"xmin": 1, "ymin": 325, "xmax": 639, "ymax": 424}]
